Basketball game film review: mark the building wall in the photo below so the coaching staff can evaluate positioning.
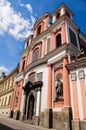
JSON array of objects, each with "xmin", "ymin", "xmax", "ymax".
[
  {"xmin": 0, "ymin": 67, "xmax": 18, "ymax": 117},
  {"xmin": 0, "ymin": 92, "xmax": 13, "ymax": 116},
  {"xmin": 19, "ymin": 64, "xmax": 48, "ymax": 115},
  {"xmin": 10, "ymin": 3, "xmax": 86, "ymax": 130}
]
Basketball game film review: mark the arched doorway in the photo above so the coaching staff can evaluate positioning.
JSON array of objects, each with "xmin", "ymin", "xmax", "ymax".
[{"xmin": 27, "ymin": 94, "xmax": 34, "ymax": 119}]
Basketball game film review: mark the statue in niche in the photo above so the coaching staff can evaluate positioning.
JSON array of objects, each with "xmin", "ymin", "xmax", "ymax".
[{"xmin": 56, "ymin": 79, "xmax": 63, "ymax": 100}]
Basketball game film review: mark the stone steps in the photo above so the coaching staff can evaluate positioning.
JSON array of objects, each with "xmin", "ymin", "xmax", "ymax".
[{"xmin": 23, "ymin": 119, "xmax": 33, "ymax": 125}]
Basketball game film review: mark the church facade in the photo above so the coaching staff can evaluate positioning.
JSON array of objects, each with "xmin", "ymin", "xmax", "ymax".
[{"xmin": 10, "ymin": 3, "xmax": 86, "ymax": 130}]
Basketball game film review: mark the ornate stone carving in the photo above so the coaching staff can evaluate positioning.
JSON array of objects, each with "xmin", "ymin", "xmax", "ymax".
[
  {"xmin": 78, "ymin": 68, "xmax": 85, "ymax": 79},
  {"xmin": 71, "ymin": 72, "xmax": 77, "ymax": 81},
  {"xmin": 70, "ymin": 48, "xmax": 85, "ymax": 62},
  {"xmin": 15, "ymin": 89, "xmax": 19, "ymax": 106}
]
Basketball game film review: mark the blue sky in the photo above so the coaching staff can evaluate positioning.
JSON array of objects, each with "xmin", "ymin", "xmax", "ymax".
[{"xmin": 0, "ymin": 0, "xmax": 86, "ymax": 75}]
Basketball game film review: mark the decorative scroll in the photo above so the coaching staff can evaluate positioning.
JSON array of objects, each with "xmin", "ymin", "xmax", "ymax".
[
  {"xmin": 78, "ymin": 68, "xmax": 85, "ymax": 79},
  {"xmin": 71, "ymin": 72, "xmax": 77, "ymax": 81}
]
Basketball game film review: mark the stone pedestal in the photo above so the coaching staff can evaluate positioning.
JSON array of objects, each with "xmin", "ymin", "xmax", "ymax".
[
  {"xmin": 19, "ymin": 112, "xmax": 27, "ymax": 121},
  {"xmin": 13, "ymin": 110, "xmax": 20, "ymax": 120},
  {"xmin": 33, "ymin": 116, "xmax": 39, "ymax": 125},
  {"xmin": 80, "ymin": 121, "xmax": 86, "ymax": 130},
  {"xmin": 39, "ymin": 112, "xmax": 44, "ymax": 126},
  {"xmin": 9, "ymin": 110, "xmax": 14, "ymax": 118},
  {"xmin": 53, "ymin": 107, "xmax": 72, "ymax": 130},
  {"xmin": 72, "ymin": 120, "xmax": 80, "ymax": 130},
  {"xmin": 43, "ymin": 108, "xmax": 52, "ymax": 128}
]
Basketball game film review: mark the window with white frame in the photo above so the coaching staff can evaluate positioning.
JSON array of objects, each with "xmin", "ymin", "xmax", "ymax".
[
  {"xmin": 47, "ymin": 37, "xmax": 50, "ymax": 53},
  {"xmin": 69, "ymin": 28, "xmax": 78, "ymax": 48}
]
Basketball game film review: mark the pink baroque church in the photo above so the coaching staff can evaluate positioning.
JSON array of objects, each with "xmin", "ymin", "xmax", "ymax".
[{"xmin": 10, "ymin": 3, "xmax": 86, "ymax": 130}]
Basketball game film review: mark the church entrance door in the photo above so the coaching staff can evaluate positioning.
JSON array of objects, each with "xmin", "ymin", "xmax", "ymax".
[{"xmin": 27, "ymin": 94, "xmax": 34, "ymax": 119}]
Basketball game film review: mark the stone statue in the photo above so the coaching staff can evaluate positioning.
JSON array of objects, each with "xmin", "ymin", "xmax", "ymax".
[{"xmin": 56, "ymin": 79, "xmax": 63, "ymax": 100}]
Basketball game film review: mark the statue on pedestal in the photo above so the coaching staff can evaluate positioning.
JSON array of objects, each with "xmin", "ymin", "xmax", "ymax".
[{"xmin": 56, "ymin": 79, "xmax": 63, "ymax": 100}]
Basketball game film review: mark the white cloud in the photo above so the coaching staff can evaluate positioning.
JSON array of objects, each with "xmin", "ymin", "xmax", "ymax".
[
  {"xmin": 25, "ymin": 4, "xmax": 33, "ymax": 13},
  {"xmin": 0, "ymin": 66, "xmax": 9, "ymax": 74},
  {"xmin": 20, "ymin": 3, "xmax": 33, "ymax": 13},
  {"xmin": 31, "ymin": 15, "xmax": 36, "ymax": 24},
  {"xmin": 0, "ymin": 0, "xmax": 36, "ymax": 40}
]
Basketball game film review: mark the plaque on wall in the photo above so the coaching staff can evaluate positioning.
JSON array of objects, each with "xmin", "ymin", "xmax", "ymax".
[{"xmin": 71, "ymin": 72, "xmax": 77, "ymax": 81}]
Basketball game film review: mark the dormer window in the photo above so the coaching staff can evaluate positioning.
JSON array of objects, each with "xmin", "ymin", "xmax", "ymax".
[
  {"xmin": 56, "ymin": 34, "xmax": 62, "ymax": 48},
  {"xmin": 37, "ymin": 25, "xmax": 41, "ymax": 35}
]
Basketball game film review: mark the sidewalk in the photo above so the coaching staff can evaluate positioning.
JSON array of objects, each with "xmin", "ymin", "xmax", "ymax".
[{"xmin": 0, "ymin": 115, "xmax": 54, "ymax": 130}]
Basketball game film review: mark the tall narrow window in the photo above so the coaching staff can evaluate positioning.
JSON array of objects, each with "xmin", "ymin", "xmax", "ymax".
[
  {"xmin": 69, "ymin": 28, "xmax": 77, "ymax": 48},
  {"xmin": 22, "ymin": 60, "xmax": 25, "ymax": 70},
  {"xmin": 37, "ymin": 25, "xmax": 41, "ymax": 35},
  {"xmin": 4, "ymin": 97, "xmax": 7, "ymax": 106},
  {"xmin": 47, "ymin": 38, "xmax": 50, "ymax": 53},
  {"xmin": 32, "ymin": 48, "xmax": 39, "ymax": 62},
  {"xmin": 8, "ymin": 95, "xmax": 11, "ymax": 106},
  {"xmin": 2, "ymin": 98, "xmax": 4, "ymax": 106},
  {"xmin": 56, "ymin": 34, "xmax": 62, "ymax": 48}
]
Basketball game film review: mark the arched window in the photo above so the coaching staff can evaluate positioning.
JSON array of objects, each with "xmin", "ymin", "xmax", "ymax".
[
  {"xmin": 8, "ymin": 95, "xmax": 11, "ymax": 106},
  {"xmin": 28, "ymin": 73, "xmax": 35, "ymax": 83},
  {"xmin": 37, "ymin": 25, "xmax": 41, "ymax": 35},
  {"xmin": 56, "ymin": 34, "xmax": 62, "ymax": 48},
  {"xmin": 32, "ymin": 48, "xmax": 39, "ymax": 62}
]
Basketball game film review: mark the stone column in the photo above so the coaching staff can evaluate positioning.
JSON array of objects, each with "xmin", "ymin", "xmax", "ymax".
[
  {"xmin": 47, "ymin": 65, "xmax": 52, "ymax": 108},
  {"xmin": 43, "ymin": 65, "xmax": 52, "ymax": 128},
  {"xmin": 18, "ymin": 79, "xmax": 24, "ymax": 110},
  {"xmin": 36, "ymin": 90, "xmax": 41, "ymax": 116},
  {"xmin": 20, "ymin": 91, "xmax": 27, "ymax": 121},
  {"xmin": 62, "ymin": 56, "xmax": 72, "ymax": 130},
  {"xmin": 63, "ymin": 56, "xmax": 70, "ymax": 107},
  {"xmin": 34, "ymin": 90, "xmax": 41, "ymax": 125},
  {"xmin": 71, "ymin": 72, "xmax": 79, "ymax": 120},
  {"xmin": 78, "ymin": 68, "xmax": 86, "ymax": 120}
]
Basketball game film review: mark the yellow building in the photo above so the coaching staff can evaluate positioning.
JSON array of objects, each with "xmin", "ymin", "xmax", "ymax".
[{"xmin": 0, "ymin": 67, "xmax": 18, "ymax": 117}]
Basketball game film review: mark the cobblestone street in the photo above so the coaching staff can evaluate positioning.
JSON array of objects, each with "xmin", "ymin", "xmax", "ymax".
[{"xmin": 0, "ymin": 115, "xmax": 53, "ymax": 130}]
